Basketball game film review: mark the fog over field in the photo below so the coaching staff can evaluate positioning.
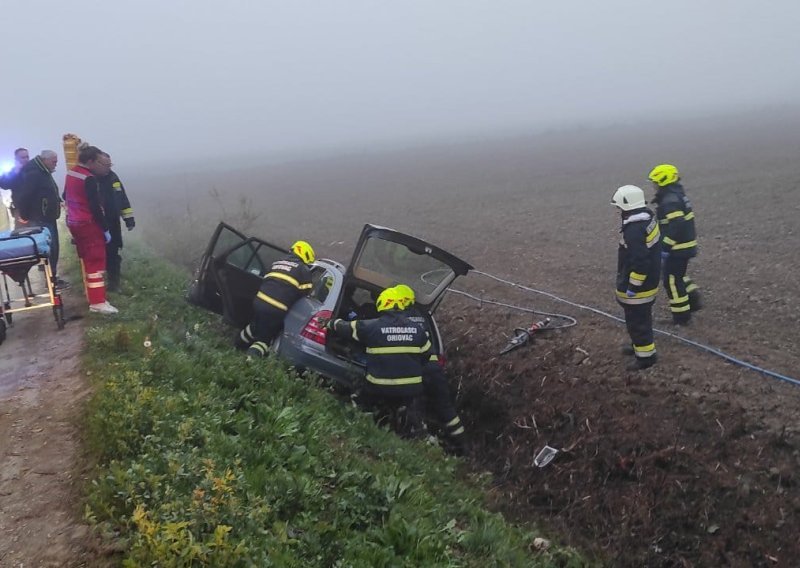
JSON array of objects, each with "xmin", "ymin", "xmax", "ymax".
[{"xmin": 2, "ymin": 0, "xmax": 799, "ymax": 172}]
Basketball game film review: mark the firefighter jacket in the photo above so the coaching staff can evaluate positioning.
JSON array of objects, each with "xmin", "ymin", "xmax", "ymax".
[
  {"xmin": 616, "ymin": 209, "xmax": 662, "ymax": 305},
  {"xmin": 64, "ymin": 165, "xmax": 108, "ymax": 230},
  {"xmin": 330, "ymin": 310, "xmax": 430, "ymax": 398},
  {"xmin": 255, "ymin": 253, "xmax": 313, "ymax": 312},
  {"xmin": 17, "ymin": 157, "xmax": 61, "ymax": 222},
  {"xmin": 652, "ymin": 182, "xmax": 697, "ymax": 258},
  {"xmin": 98, "ymin": 170, "xmax": 134, "ymax": 248},
  {"xmin": 404, "ymin": 305, "xmax": 440, "ymax": 363}
]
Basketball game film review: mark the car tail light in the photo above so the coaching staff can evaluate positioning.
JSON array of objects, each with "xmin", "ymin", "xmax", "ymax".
[{"xmin": 300, "ymin": 309, "xmax": 332, "ymax": 345}]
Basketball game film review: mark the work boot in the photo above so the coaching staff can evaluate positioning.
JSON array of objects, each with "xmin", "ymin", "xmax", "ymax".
[
  {"xmin": 620, "ymin": 344, "xmax": 635, "ymax": 356},
  {"xmin": 246, "ymin": 341, "xmax": 269, "ymax": 358},
  {"xmin": 627, "ymin": 354, "xmax": 657, "ymax": 371},
  {"xmin": 672, "ymin": 313, "xmax": 691, "ymax": 326},
  {"xmin": 445, "ymin": 433, "xmax": 469, "ymax": 457},
  {"xmin": 89, "ymin": 301, "xmax": 119, "ymax": 315},
  {"xmin": 688, "ymin": 290, "xmax": 703, "ymax": 312}
]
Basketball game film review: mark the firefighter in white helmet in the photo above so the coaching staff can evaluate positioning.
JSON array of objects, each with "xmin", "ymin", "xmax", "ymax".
[{"xmin": 611, "ymin": 185, "xmax": 662, "ymax": 370}]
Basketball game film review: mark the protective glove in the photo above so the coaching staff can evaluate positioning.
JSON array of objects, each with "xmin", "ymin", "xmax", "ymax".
[
  {"xmin": 125, "ymin": 217, "xmax": 136, "ymax": 231},
  {"xmin": 103, "ymin": 230, "xmax": 112, "ymax": 244},
  {"xmin": 625, "ymin": 289, "xmax": 637, "ymax": 298},
  {"xmin": 661, "ymin": 251, "xmax": 669, "ymax": 260},
  {"xmin": 324, "ymin": 318, "xmax": 341, "ymax": 331}
]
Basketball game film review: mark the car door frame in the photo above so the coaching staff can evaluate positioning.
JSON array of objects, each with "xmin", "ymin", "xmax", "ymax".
[{"xmin": 335, "ymin": 224, "xmax": 473, "ymax": 315}]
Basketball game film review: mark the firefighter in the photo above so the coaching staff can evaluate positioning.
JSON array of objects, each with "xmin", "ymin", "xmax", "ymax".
[
  {"xmin": 97, "ymin": 154, "xmax": 135, "ymax": 292},
  {"xmin": 611, "ymin": 185, "xmax": 662, "ymax": 370},
  {"xmin": 648, "ymin": 164, "xmax": 701, "ymax": 325},
  {"xmin": 326, "ymin": 287, "xmax": 430, "ymax": 429},
  {"xmin": 237, "ymin": 240, "xmax": 315, "ymax": 357},
  {"xmin": 394, "ymin": 284, "xmax": 466, "ymax": 454},
  {"xmin": 64, "ymin": 145, "xmax": 118, "ymax": 314}
]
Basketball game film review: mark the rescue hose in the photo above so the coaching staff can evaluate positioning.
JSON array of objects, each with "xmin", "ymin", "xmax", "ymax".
[{"xmin": 456, "ymin": 269, "xmax": 800, "ymax": 388}]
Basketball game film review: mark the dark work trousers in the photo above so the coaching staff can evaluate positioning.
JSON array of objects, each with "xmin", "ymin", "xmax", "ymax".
[
  {"xmin": 422, "ymin": 362, "xmax": 464, "ymax": 439},
  {"xmin": 663, "ymin": 256, "xmax": 691, "ymax": 321},
  {"xmin": 236, "ymin": 303, "xmax": 285, "ymax": 355},
  {"xmin": 621, "ymin": 302, "xmax": 656, "ymax": 361},
  {"xmin": 357, "ymin": 390, "xmax": 423, "ymax": 437},
  {"xmin": 106, "ymin": 243, "xmax": 122, "ymax": 291},
  {"xmin": 43, "ymin": 221, "xmax": 60, "ymax": 278}
]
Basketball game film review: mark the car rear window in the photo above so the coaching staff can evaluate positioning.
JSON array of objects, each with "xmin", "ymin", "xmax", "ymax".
[{"xmin": 353, "ymin": 236, "xmax": 455, "ymax": 305}]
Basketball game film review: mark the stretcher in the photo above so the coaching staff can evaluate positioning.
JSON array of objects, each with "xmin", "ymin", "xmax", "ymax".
[{"xmin": 0, "ymin": 226, "xmax": 65, "ymax": 344}]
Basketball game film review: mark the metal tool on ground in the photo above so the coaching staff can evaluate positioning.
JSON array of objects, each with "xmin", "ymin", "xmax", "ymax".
[{"xmin": 499, "ymin": 317, "xmax": 552, "ymax": 355}]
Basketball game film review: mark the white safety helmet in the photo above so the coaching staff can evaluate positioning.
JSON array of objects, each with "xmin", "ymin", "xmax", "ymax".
[{"xmin": 611, "ymin": 185, "xmax": 646, "ymax": 211}]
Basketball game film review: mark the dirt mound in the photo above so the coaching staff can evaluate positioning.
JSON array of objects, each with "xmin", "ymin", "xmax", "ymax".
[{"xmin": 438, "ymin": 300, "xmax": 799, "ymax": 567}]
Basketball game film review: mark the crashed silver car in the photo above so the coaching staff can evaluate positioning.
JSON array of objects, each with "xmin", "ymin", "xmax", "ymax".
[{"xmin": 188, "ymin": 222, "xmax": 472, "ymax": 389}]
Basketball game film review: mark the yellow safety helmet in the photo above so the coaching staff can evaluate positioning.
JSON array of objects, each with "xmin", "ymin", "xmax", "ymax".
[
  {"xmin": 648, "ymin": 164, "xmax": 680, "ymax": 187},
  {"xmin": 291, "ymin": 240, "xmax": 315, "ymax": 264},
  {"xmin": 376, "ymin": 287, "xmax": 402, "ymax": 312},
  {"xmin": 394, "ymin": 284, "xmax": 415, "ymax": 309}
]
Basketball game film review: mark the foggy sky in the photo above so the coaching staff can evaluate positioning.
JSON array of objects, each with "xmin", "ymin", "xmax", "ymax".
[{"xmin": 2, "ymin": 0, "xmax": 798, "ymax": 168}]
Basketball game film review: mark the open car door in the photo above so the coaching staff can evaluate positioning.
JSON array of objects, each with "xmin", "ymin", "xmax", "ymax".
[
  {"xmin": 335, "ymin": 224, "xmax": 473, "ymax": 317},
  {"xmin": 187, "ymin": 222, "xmax": 289, "ymax": 327},
  {"xmin": 187, "ymin": 222, "xmax": 248, "ymax": 315},
  {"xmin": 212, "ymin": 236, "xmax": 289, "ymax": 328}
]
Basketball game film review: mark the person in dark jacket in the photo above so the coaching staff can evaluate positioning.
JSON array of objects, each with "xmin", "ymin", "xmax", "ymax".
[
  {"xmin": 648, "ymin": 164, "xmax": 701, "ymax": 325},
  {"xmin": 97, "ymin": 155, "xmax": 135, "ymax": 292},
  {"xmin": 18, "ymin": 150, "xmax": 69, "ymax": 288},
  {"xmin": 394, "ymin": 284, "xmax": 466, "ymax": 454},
  {"xmin": 611, "ymin": 185, "xmax": 662, "ymax": 370},
  {"xmin": 0, "ymin": 147, "xmax": 29, "ymax": 231},
  {"xmin": 237, "ymin": 240, "xmax": 315, "ymax": 357},
  {"xmin": 327, "ymin": 286, "xmax": 430, "ymax": 411}
]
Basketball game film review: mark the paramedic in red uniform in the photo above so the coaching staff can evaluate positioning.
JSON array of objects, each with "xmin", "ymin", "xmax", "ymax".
[{"xmin": 64, "ymin": 145, "xmax": 118, "ymax": 314}]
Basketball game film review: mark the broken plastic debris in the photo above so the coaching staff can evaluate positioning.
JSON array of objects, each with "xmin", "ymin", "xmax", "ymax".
[{"xmin": 534, "ymin": 445, "xmax": 559, "ymax": 468}]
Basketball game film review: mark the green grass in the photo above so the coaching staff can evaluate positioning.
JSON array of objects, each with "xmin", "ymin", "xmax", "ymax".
[{"xmin": 80, "ymin": 243, "xmax": 588, "ymax": 567}]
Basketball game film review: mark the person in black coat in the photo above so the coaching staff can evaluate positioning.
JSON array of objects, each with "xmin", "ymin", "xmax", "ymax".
[
  {"xmin": 17, "ymin": 150, "xmax": 67, "ymax": 287},
  {"xmin": 97, "ymin": 156, "xmax": 135, "ymax": 292},
  {"xmin": 611, "ymin": 185, "xmax": 662, "ymax": 370}
]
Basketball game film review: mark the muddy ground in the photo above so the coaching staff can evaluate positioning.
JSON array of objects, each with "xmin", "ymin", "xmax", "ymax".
[
  {"xmin": 0, "ymin": 269, "xmax": 103, "ymax": 567},
  {"xmin": 2, "ymin": 109, "xmax": 796, "ymax": 566},
  {"xmin": 132, "ymin": 109, "xmax": 800, "ymax": 566}
]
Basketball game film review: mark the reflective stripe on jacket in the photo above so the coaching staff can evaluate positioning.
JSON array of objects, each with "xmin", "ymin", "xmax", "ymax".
[
  {"xmin": 616, "ymin": 209, "xmax": 662, "ymax": 305},
  {"xmin": 254, "ymin": 253, "xmax": 313, "ymax": 312},
  {"xmin": 64, "ymin": 165, "xmax": 96, "ymax": 225},
  {"xmin": 653, "ymin": 182, "xmax": 697, "ymax": 258},
  {"xmin": 332, "ymin": 310, "xmax": 430, "ymax": 397}
]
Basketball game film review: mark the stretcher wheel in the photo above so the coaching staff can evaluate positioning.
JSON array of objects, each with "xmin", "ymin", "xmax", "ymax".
[
  {"xmin": 54, "ymin": 304, "xmax": 65, "ymax": 330},
  {"xmin": 0, "ymin": 319, "xmax": 6, "ymax": 344}
]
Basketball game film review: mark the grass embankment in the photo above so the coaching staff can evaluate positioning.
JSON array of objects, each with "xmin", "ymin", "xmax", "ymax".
[{"xmin": 81, "ymin": 244, "xmax": 586, "ymax": 567}]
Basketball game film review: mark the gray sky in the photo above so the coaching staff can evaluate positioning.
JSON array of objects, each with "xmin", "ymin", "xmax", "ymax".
[{"xmin": 1, "ymin": 0, "xmax": 798, "ymax": 167}]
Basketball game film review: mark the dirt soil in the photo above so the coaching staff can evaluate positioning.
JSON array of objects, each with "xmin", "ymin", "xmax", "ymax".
[
  {"xmin": 0, "ymin": 271, "xmax": 101, "ymax": 567},
  {"xmin": 135, "ymin": 109, "xmax": 800, "ymax": 566}
]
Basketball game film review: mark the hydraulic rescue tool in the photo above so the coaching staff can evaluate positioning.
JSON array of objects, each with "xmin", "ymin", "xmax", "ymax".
[{"xmin": 499, "ymin": 317, "xmax": 551, "ymax": 355}]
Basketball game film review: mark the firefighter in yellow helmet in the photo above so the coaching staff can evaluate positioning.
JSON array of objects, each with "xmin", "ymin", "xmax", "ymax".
[
  {"xmin": 237, "ymin": 240, "xmax": 315, "ymax": 356},
  {"xmin": 394, "ymin": 284, "xmax": 467, "ymax": 454},
  {"xmin": 648, "ymin": 164, "xmax": 702, "ymax": 325},
  {"xmin": 326, "ymin": 286, "xmax": 431, "ymax": 432},
  {"xmin": 611, "ymin": 185, "xmax": 662, "ymax": 370}
]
